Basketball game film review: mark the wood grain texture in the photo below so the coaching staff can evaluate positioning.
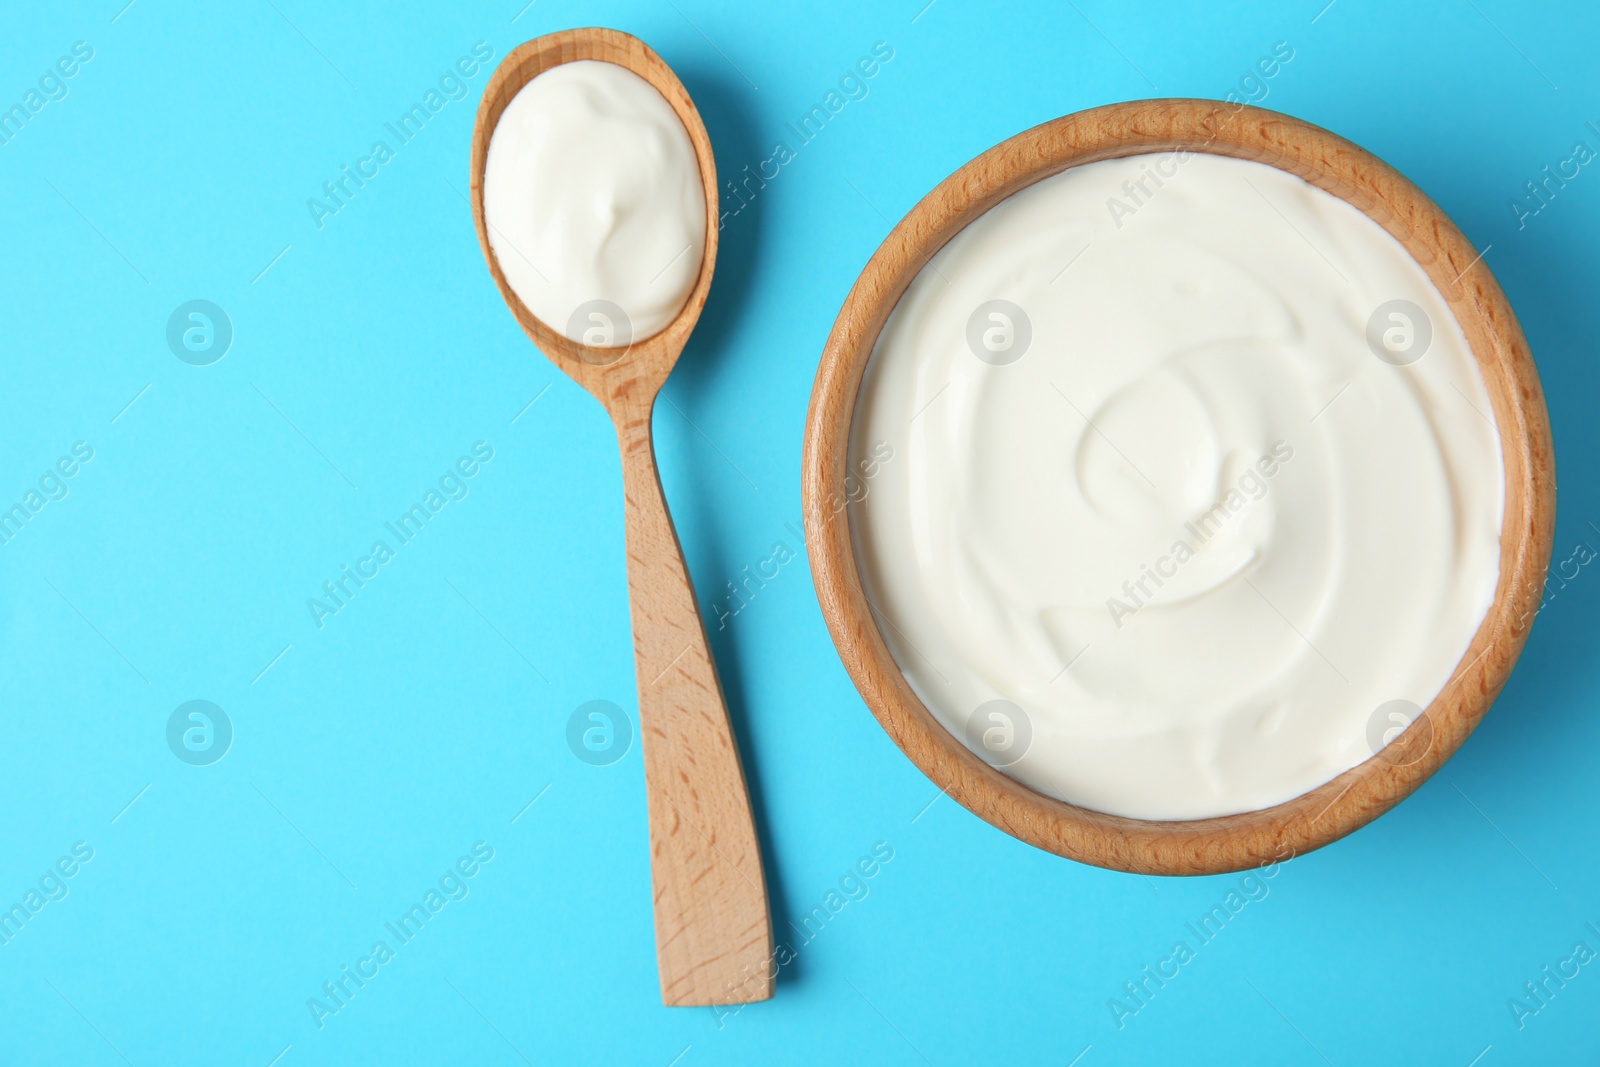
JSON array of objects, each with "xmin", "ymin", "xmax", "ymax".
[
  {"xmin": 471, "ymin": 28, "xmax": 773, "ymax": 1004},
  {"xmin": 801, "ymin": 99, "xmax": 1556, "ymax": 876}
]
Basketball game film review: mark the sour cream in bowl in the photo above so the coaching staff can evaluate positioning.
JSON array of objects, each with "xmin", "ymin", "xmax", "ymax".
[{"xmin": 802, "ymin": 101, "xmax": 1554, "ymax": 874}]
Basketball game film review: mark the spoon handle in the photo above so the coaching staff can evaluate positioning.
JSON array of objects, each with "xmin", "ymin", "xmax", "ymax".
[{"xmin": 612, "ymin": 403, "xmax": 774, "ymax": 1007}]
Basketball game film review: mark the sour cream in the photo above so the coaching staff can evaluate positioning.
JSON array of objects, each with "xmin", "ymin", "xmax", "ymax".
[
  {"xmin": 850, "ymin": 152, "xmax": 1504, "ymax": 821},
  {"xmin": 482, "ymin": 60, "xmax": 705, "ymax": 346}
]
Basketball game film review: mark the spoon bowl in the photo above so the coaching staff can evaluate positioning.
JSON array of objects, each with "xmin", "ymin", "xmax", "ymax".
[
  {"xmin": 471, "ymin": 28, "xmax": 773, "ymax": 1007},
  {"xmin": 471, "ymin": 29, "xmax": 718, "ymax": 398}
]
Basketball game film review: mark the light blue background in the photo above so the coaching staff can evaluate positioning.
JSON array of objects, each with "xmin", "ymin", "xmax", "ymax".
[{"xmin": 1, "ymin": 1, "xmax": 1596, "ymax": 1063}]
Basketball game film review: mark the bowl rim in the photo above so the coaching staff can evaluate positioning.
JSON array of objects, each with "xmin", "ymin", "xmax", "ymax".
[{"xmin": 800, "ymin": 98, "xmax": 1556, "ymax": 876}]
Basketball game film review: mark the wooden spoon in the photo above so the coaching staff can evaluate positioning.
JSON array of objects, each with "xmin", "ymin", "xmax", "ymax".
[{"xmin": 470, "ymin": 28, "xmax": 773, "ymax": 1006}]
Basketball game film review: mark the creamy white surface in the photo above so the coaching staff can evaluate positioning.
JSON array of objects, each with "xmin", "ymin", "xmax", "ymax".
[
  {"xmin": 850, "ymin": 152, "xmax": 1504, "ymax": 821},
  {"xmin": 482, "ymin": 60, "xmax": 705, "ymax": 346}
]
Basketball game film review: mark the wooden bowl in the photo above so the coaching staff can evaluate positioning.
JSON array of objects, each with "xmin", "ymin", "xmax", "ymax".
[{"xmin": 801, "ymin": 99, "xmax": 1555, "ymax": 876}]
